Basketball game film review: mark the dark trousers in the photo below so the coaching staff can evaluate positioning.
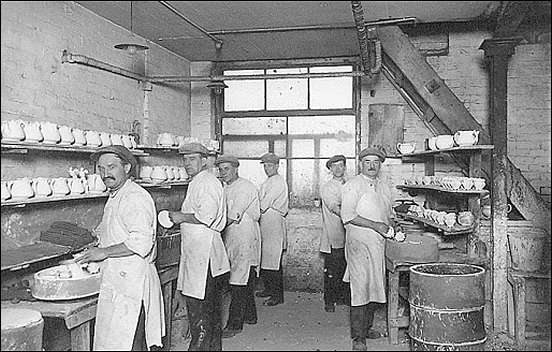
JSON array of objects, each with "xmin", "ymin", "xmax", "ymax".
[
  {"xmin": 260, "ymin": 267, "xmax": 284, "ymax": 301},
  {"xmin": 323, "ymin": 247, "xmax": 350, "ymax": 306},
  {"xmin": 132, "ymin": 304, "xmax": 147, "ymax": 351},
  {"xmin": 350, "ymin": 303, "xmax": 378, "ymax": 339},
  {"xmin": 226, "ymin": 267, "xmax": 258, "ymax": 330},
  {"xmin": 185, "ymin": 266, "xmax": 227, "ymax": 351}
]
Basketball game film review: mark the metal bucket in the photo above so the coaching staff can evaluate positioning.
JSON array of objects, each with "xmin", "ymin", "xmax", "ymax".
[
  {"xmin": 1, "ymin": 308, "xmax": 44, "ymax": 351},
  {"xmin": 409, "ymin": 263, "xmax": 486, "ymax": 351}
]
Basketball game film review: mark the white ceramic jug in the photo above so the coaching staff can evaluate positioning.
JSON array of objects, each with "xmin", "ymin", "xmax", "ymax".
[
  {"xmin": 58, "ymin": 125, "xmax": 75, "ymax": 146},
  {"xmin": 129, "ymin": 135, "xmax": 137, "ymax": 149},
  {"xmin": 87, "ymin": 174, "xmax": 106, "ymax": 194},
  {"xmin": 99, "ymin": 132, "xmax": 112, "ymax": 147},
  {"xmin": 110, "ymin": 133, "xmax": 123, "ymax": 146},
  {"xmin": 68, "ymin": 177, "xmax": 85, "ymax": 194},
  {"xmin": 121, "ymin": 135, "xmax": 133, "ymax": 149},
  {"xmin": 139, "ymin": 165, "xmax": 153, "ymax": 181},
  {"xmin": 435, "ymin": 135, "xmax": 454, "ymax": 150},
  {"xmin": 453, "ymin": 130, "xmax": 480, "ymax": 147},
  {"xmin": 22, "ymin": 121, "xmax": 43, "ymax": 143},
  {"xmin": 9, "ymin": 178, "xmax": 35, "ymax": 200},
  {"xmin": 85, "ymin": 130, "xmax": 101, "ymax": 147},
  {"xmin": 32, "ymin": 177, "xmax": 52, "ymax": 198},
  {"xmin": 1, "ymin": 181, "xmax": 12, "ymax": 201},
  {"xmin": 72, "ymin": 128, "xmax": 86, "ymax": 146},
  {"xmin": 165, "ymin": 166, "xmax": 175, "ymax": 180},
  {"xmin": 41, "ymin": 121, "xmax": 61, "ymax": 144},
  {"xmin": 1, "ymin": 120, "xmax": 26, "ymax": 142},
  {"xmin": 157, "ymin": 133, "xmax": 176, "ymax": 147},
  {"xmin": 151, "ymin": 166, "xmax": 167, "ymax": 183},
  {"xmin": 179, "ymin": 167, "xmax": 188, "ymax": 180},
  {"xmin": 51, "ymin": 177, "xmax": 70, "ymax": 196}
]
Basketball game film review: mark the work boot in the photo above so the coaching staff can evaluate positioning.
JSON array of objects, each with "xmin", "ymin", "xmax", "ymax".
[
  {"xmin": 221, "ymin": 327, "xmax": 241, "ymax": 339},
  {"xmin": 255, "ymin": 290, "xmax": 271, "ymax": 298},
  {"xmin": 324, "ymin": 303, "xmax": 336, "ymax": 312},
  {"xmin": 366, "ymin": 329, "xmax": 382, "ymax": 339},
  {"xmin": 264, "ymin": 296, "xmax": 283, "ymax": 306},
  {"xmin": 352, "ymin": 337, "xmax": 367, "ymax": 351},
  {"xmin": 244, "ymin": 318, "xmax": 257, "ymax": 325}
]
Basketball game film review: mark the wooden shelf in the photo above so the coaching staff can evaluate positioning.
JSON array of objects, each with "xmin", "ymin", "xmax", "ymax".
[
  {"xmin": 137, "ymin": 145, "xmax": 219, "ymax": 156},
  {"xmin": 399, "ymin": 145, "xmax": 494, "ymax": 158},
  {"xmin": 135, "ymin": 179, "xmax": 190, "ymax": 189},
  {"xmin": 397, "ymin": 213, "xmax": 476, "ymax": 236},
  {"xmin": 396, "ymin": 184, "xmax": 488, "ymax": 195},
  {"xmin": 1, "ymin": 192, "xmax": 109, "ymax": 207},
  {"xmin": 1, "ymin": 141, "xmax": 149, "ymax": 156}
]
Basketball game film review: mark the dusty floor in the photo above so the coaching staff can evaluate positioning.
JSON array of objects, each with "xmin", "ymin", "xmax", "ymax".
[{"xmin": 171, "ymin": 291, "xmax": 409, "ymax": 351}]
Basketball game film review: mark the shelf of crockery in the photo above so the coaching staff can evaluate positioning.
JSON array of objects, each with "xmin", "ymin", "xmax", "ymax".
[
  {"xmin": 137, "ymin": 145, "xmax": 219, "ymax": 156},
  {"xmin": 397, "ymin": 213, "xmax": 476, "ymax": 236},
  {"xmin": 399, "ymin": 145, "xmax": 494, "ymax": 158},
  {"xmin": 396, "ymin": 184, "xmax": 488, "ymax": 195},
  {"xmin": 0, "ymin": 141, "xmax": 149, "ymax": 156},
  {"xmin": 135, "ymin": 179, "xmax": 190, "ymax": 189},
  {"xmin": 1, "ymin": 192, "xmax": 110, "ymax": 207}
]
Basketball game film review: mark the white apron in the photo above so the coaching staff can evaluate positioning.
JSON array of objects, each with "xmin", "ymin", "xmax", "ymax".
[
  {"xmin": 224, "ymin": 212, "xmax": 261, "ymax": 285},
  {"xmin": 93, "ymin": 182, "xmax": 165, "ymax": 350},
  {"xmin": 343, "ymin": 188, "xmax": 388, "ymax": 307},
  {"xmin": 177, "ymin": 223, "xmax": 230, "ymax": 299},
  {"xmin": 260, "ymin": 208, "xmax": 287, "ymax": 270}
]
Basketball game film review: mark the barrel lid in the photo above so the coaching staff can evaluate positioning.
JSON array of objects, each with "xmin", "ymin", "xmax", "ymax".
[{"xmin": 1, "ymin": 308, "xmax": 43, "ymax": 329}]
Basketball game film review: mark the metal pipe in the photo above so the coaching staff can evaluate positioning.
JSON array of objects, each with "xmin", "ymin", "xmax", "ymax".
[
  {"xmin": 61, "ymin": 50, "xmax": 146, "ymax": 81},
  {"xmin": 149, "ymin": 71, "xmax": 365, "ymax": 83},
  {"xmin": 158, "ymin": 1, "xmax": 223, "ymax": 48},
  {"xmin": 351, "ymin": 1, "xmax": 373, "ymax": 77},
  {"xmin": 205, "ymin": 17, "xmax": 417, "ymax": 36}
]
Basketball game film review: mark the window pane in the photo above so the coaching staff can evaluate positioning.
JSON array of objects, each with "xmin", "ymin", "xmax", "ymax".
[
  {"xmin": 289, "ymin": 159, "xmax": 319, "ymax": 206},
  {"xmin": 237, "ymin": 159, "xmax": 287, "ymax": 189},
  {"xmin": 224, "ymin": 69, "xmax": 264, "ymax": 111},
  {"xmin": 309, "ymin": 66, "xmax": 352, "ymax": 109},
  {"xmin": 291, "ymin": 139, "xmax": 314, "ymax": 158},
  {"xmin": 267, "ymin": 68, "xmax": 308, "ymax": 110},
  {"xmin": 222, "ymin": 140, "xmax": 267, "ymax": 158},
  {"xmin": 274, "ymin": 140, "xmax": 287, "ymax": 157},
  {"xmin": 223, "ymin": 117, "xmax": 286, "ymax": 135}
]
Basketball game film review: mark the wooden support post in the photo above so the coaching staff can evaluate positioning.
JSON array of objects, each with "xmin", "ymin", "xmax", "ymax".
[{"xmin": 479, "ymin": 37, "xmax": 522, "ymax": 334}]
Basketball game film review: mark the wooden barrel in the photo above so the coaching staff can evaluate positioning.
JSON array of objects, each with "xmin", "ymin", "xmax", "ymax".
[
  {"xmin": 1, "ymin": 308, "xmax": 44, "ymax": 351},
  {"xmin": 409, "ymin": 263, "xmax": 486, "ymax": 350}
]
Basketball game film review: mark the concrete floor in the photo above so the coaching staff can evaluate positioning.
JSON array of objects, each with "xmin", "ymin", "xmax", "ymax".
[{"xmin": 170, "ymin": 291, "xmax": 410, "ymax": 351}]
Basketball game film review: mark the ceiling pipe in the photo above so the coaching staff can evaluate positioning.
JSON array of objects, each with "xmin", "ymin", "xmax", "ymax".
[
  {"xmin": 351, "ymin": 1, "xmax": 378, "ymax": 78},
  {"xmin": 61, "ymin": 50, "xmax": 364, "ymax": 84},
  {"xmin": 158, "ymin": 1, "xmax": 223, "ymax": 49}
]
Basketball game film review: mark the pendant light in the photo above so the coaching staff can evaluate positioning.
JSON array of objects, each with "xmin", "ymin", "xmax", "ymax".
[
  {"xmin": 114, "ymin": 1, "xmax": 149, "ymax": 54},
  {"xmin": 206, "ymin": 80, "xmax": 228, "ymax": 95}
]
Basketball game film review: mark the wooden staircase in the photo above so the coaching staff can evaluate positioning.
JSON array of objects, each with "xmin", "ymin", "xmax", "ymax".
[{"xmin": 376, "ymin": 25, "xmax": 550, "ymax": 233}]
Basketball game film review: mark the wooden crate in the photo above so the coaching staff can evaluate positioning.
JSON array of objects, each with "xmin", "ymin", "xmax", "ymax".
[{"xmin": 156, "ymin": 232, "xmax": 181, "ymax": 269}]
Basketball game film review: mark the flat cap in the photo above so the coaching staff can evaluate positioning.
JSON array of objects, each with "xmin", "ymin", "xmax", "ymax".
[
  {"xmin": 260, "ymin": 152, "xmax": 279, "ymax": 164},
  {"xmin": 91, "ymin": 145, "xmax": 137, "ymax": 174},
  {"xmin": 215, "ymin": 154, "xmax": 240, "ymax": 167},
  {"xmin": 178, "ymin": 142, "xmax": 209, "ymax": 156},
  {"xmin": 326, "ymin": 154, "xmax": 346, "ymax": 169},
  {"xmin": 359, "ymin": 146, "xmax": 386, "ymax": 162}
]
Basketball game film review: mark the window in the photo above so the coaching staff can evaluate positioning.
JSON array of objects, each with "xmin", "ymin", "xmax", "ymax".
[{"xmin": 218, "ymin": 62, "xmax": 358, "ymax": 207}]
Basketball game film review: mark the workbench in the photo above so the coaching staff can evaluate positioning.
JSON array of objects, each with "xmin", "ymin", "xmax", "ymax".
[{"xmin": 1, "ymin": 264, "xmax": 179, "ymax": 351}]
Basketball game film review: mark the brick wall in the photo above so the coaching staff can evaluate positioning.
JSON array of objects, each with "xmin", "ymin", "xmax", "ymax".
[{"xmin": 1, "ymin": 1, "xmax": 192, "ymax": 246}]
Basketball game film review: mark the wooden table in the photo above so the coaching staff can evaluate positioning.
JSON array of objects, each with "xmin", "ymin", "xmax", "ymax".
[
  {"xmin": 1, "ymin": 296, "xmax": 98, "ymax": 350},
  {"xmin": 507, "ymin": 268, "xmax": 551, "ymax": 349},
  {"xmin": 385, "ymin": 257, "xmax": 414, "ymax": 345},
  {"xmin": 1, "ymin": 264, "xmax": 179, "ymax": 351}
]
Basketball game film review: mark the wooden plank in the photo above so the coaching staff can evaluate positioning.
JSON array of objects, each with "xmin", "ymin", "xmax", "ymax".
[
  {"xmin": 1, "ymin": 242, "xmax": 71, "ymax": 271},
  {"xmin": 396, "ymin": 184, "xmax": 488, "ymax": 195},
  {"xmin": 70, "ymin": 322, "xmax": 91, "ymax": 351},
  {"xmin": 367, "ymin": 104, "xmax": 405, "ymax": 156},
  {"xmin": 400, "ymin": 145, "xmax": 494, "ymax": 158}
]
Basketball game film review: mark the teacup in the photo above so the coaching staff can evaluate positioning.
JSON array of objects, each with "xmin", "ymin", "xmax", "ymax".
[
  {"xmin": 51, "ymin": 177, "xmax": 70, "ymax": 196},
  {"xmin": 41, "ymin": 122, "xmax": 61, "ymax": 144},
  {"xmin": 1, "ymin": 181, "xmax": 11, "ymax": 201},
  {"xmin": 396, "ymin": 142, "xmax": 416, "ymax": 154},
  {"xmin": 99, "ymin": 132, "xmax": 112, "ymax": 147},
  {"xmin": 72, "ymin": 128, "xmax": 86, "ymax": 146},
  {"xmin": 32, "ymin": 177, "xmax": 52, "ymax": 198},
  {"xmin": 85, "ymin": 130, "xmax": 101, "ymax": 147},
  {"xmin": 58, "ymin": 125, "xmax": 75, "ymax": 146},
  {"xmin": 22, "ymin": 121, "xmax": 43, "ymax": 143},
  {"xmin": 9, "ymin": 178, "xmax": 35, "ymax": 200},
  {"xmin": 1, "ymin": 120, "xmax": 26, "ymax": 142}
]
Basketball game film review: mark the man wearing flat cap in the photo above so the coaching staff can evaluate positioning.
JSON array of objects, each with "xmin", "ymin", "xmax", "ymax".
[
  {"xmin": 168, "ymin": 142, "xmax": 230, "ymax": 350},
  {"xmin": 256, "ymin": 152, "xmax": 289, "ymax": 306},
  {"xmin": 319, "ymin": 155, "xmax": 350, "ymax": 313},
  {"xmin": 215, "ymin": 154, "xmax": 261, "ymax": 338},
  {"xmin": 76, "ymin": 145, "xmax": 165, "ymax": 350},
  {"xmin": 340, "ymin": 146, "xmax": 395, "ymax": 351}
]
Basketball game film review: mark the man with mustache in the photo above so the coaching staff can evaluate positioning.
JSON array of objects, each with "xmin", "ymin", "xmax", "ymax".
[
  {"xmin": 340, "ymin": 146, "xmax": 396, "ymax": 351},
  {"xmin": 168, "ymin": 142, "xmax": 230, "ymax": 351},
  {"xmin": 76, "ymin": 145, "xmax": 165, "ymax": 350},
  {"xmin": 215, "ymin": 154, "xmax": 261, "ymax": 338}
]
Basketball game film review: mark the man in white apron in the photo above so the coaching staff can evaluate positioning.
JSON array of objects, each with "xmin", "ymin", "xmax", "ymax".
[
  {"xmin": 256, "ymin": 152, "xmax": 289, "ymax": 306},
  {"xmin": 76, "ymin": 145, "xmax": 165, "ymax": 351},
  {"xmin": 319, "ymin": 154, "xmax": 350, "ymax": 313},
  {"xmin": 215, "ymin": 154, "xmax": 261, "ymax": 338},
  {"xmin": 341, "ymin": 146, "xmax": 395, "ymax": 351},
  {"xmin": 168, "ymin": 142, "xmax": 230, "ymax": 351}
]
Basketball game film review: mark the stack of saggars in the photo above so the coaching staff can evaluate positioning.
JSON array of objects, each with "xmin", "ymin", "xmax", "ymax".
[{"xmin": 40, "ymin": 221, "xmax": 95, "ymax": 251}]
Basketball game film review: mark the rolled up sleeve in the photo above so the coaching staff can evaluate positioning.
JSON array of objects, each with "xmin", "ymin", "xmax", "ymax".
[
  {"xmin": 193, "ymin": 182, "xmax": 222, "ymax": 227},
  {"xmin": 341, "ymin": 182, "xmax": 359, "ymax": 223},
  {"xmin": 120, "ymin": 193, "xmax": 155, "ymax": 257}
]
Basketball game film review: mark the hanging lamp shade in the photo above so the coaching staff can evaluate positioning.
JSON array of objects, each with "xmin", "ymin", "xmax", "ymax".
[
  {"xmin": 114, "ymin": 1, "xmax": 149, "ymax": 54},
  {"xmin": 206, "ymin": 80, "xmax": 228, "ymax": 95}
]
